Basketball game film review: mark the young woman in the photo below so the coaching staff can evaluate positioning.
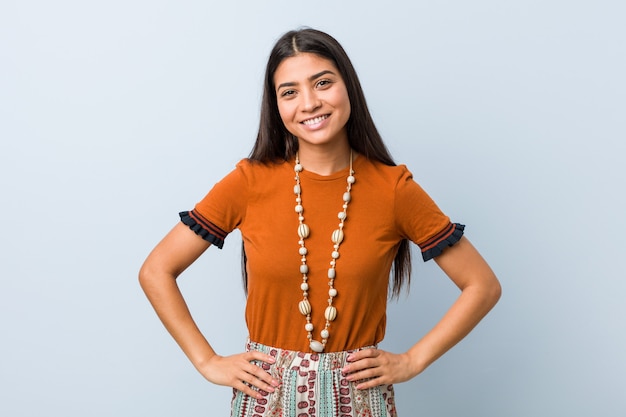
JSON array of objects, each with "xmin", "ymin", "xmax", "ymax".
[{"xmin": 139, "ymin": 28, "xmax": 501, "ymax": 417}]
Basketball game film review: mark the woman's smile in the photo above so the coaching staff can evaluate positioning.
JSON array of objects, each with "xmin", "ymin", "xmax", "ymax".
[{"xmin": 301, "ymin": 114, "xmax": 330, "ymax": 127}]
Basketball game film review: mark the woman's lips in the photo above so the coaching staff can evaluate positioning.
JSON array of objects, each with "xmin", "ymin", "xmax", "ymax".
[{"xmin": 301, "ymin": 114, "xmax": 330, "ymax": 128}]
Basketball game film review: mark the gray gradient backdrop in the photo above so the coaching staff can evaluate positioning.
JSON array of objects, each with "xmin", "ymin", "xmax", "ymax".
[{"xmin": 1, "ymin": 1, "xmax": 625, "ymax": 416}]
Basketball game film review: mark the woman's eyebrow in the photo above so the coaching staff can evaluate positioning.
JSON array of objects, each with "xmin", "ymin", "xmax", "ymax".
[
  {"xmin": 309, "ymin": 69, "xmax": 335, "ymax": 81},
  {"xmin": 276, "ymin": 70, "xmax": 337, "ymax": 91}
]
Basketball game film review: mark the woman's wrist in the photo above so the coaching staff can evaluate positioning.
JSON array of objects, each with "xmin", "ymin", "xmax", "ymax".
[{"xmin": 405, "ymin": 344, "xmax": 432, "ymax": 377}]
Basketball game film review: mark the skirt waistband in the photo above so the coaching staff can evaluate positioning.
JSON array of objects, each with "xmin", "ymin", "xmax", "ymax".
[{"xmin": 246, "ymin": 340, "xmax": 377, "ymax": 372}]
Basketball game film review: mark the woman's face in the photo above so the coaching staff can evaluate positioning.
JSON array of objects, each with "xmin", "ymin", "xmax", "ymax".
[{"xmin": 274, "ymin": 53, "xmax": 351, "ymax": 151}]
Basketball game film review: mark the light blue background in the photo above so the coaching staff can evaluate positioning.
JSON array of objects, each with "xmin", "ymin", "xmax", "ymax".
[{"xmin": 1, "ymin": 1, "xmax": 625, "ymax": 416}]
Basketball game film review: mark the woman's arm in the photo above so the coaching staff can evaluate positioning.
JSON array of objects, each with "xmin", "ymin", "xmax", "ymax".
[
  {"xmin": 139, "ymin": 223, "xmax": 279, "ymax": 398},
  {"xmin": 342, "ymin": 236, "xmax": 501, "ymax": 388}
]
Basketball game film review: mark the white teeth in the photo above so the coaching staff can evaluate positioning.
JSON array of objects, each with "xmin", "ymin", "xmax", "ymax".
[{"xmin": 302, "ymin": 115, "xmax": 328, "ymax": 125}]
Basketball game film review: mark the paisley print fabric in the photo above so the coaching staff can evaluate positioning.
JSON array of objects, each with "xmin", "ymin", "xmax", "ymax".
[{"xmin": 231, "ymin": 341, "xmax": 397, "ymax": 417}]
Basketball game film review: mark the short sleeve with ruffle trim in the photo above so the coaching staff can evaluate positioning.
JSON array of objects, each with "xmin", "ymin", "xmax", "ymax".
[
  {"xmin": 179, "ymin": 210, "xmax": 228, "ymax": 249},
  {"xmin": 419, "ymin": 222, "xmax": 465, "ymax": 261},
  {"xmin": 178, "ymin": 161, "xmax": 250, "ymax": 248},
  {"xmin": 392, "ymin": 165, "xmax": 464, "ymax": 261}
]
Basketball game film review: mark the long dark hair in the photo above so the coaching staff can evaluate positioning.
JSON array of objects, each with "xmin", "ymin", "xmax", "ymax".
[{"xmin": 244, "ymin": 28, "xmax": 412, "ymax": 298}]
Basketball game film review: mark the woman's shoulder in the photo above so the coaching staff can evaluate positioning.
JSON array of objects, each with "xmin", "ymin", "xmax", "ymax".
[
  {"xmin": 235, "ymin": 157, "xmax": 291, "ymax": 171},
  {"xmin": 230, "ymin": 157, "xmax": 293, "ymax": 185},
  {"xmin": 357, "ymin": 156, "xmax": 412, "ymax": 184}
]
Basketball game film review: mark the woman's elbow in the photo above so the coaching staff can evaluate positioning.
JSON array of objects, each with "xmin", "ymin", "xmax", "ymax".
[
  {"xmin": 138, "ymin": 260, "xmax": 165, "ymax": 293},
  {"xmin": 138, "ymin": 262, "xmax": 153, "ymax": 291},
  {"xmin": 485, "ymin": 274, "xmax": 502, "ymax": 307}
]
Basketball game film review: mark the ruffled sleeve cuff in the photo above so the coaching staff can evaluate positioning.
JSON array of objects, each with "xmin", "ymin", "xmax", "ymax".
[
  {"xmin": 420, "ymin": 223, "xmax": 465, "ymax": 261},
  {"xmin": 179, "ymin": 210, "xmax": 228, "ymax": 249}
]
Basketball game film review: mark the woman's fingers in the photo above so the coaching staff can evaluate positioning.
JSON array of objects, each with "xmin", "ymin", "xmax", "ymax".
[
  {"xmin": 199, "ymin": 352, "xmax": 280, "ymax": 398},
  {"xmin": 342, "ymin": 348, "xmax": 379, "ymax": 374},
  {"xmin": 237, "ymin": 372, "xmax": 273, "ymax": 399},
  {"xmin": 244, "ymin": 352, "xmax": 280, "ymax": 386},
  {"xmin": 234, "ymin": 379, "xmax": 259, "ymax": 399},
  {"xmin": 342, "ymin": 349, "xmax": 415, "ymax": 389},
  {"xmin": 240, "ymin": 358, "xmax": 280, "ymax": 392}
]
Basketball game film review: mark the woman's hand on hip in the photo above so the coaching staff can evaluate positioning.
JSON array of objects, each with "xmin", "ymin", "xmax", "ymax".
[
  {"xmin": 341, "ymin": 348, "xmax": 421, "ymax": 389},
  {"xmin": 198, "ymin": 351, "xmax": 280, "ymax": 399}
]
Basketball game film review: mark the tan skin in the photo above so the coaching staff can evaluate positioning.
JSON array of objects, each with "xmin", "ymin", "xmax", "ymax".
[
  {"xmin": 139, "ymin": 52, "xmax": 501, "ymax": 399},
  {"xmin": 342, "ymin": 236, "xmax": 500, "ymax": 389},
  {"xmin": 140, "ymin": 223, "xmax": 278, "ymax": 399}
]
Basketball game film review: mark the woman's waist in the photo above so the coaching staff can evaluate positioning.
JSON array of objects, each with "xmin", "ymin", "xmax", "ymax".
[{"xmin": 246, "ymin": 340, "xmax": 376, "ymax": 372}]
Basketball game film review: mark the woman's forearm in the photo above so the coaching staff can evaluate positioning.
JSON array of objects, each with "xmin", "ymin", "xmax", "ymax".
[
  {"xmin": 407, "ymin": 278, "xmax": 501, "ymax": 374},
  {"xmin": 139, "ymin": 268, "xmax": 217, "ymax": 368},
  {"xmin": 138, "ymin": 224, "xmax": 217, "ymax": 370}
]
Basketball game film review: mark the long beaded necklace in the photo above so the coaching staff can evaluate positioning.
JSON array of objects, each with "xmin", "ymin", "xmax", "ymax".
[{"xmin": 293, "ymin": 151, "xmax": 355, "ymax": 353}]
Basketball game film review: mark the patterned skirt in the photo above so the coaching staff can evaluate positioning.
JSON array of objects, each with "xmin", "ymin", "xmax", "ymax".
[{"xmin": 231, "ymin": 340, "xmax": 397, "ymax": 417}]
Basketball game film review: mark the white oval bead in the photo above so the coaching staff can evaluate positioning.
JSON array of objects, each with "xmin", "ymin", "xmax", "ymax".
[
  {"xmin": 298, "ymin": 224, "xmax": 310, "ymax": 239},
  {"xmin": 300, "ymin": 264, "xmax": 309, "ymax": 274},
  {"xmin": 299, "ymin": 247, "xmax": 308, "ymax": 256},
  {"xmin": 295, "ymin": 163, "xmax": 303, "ymax": 172},
  {"xmin": 310, "ymin": 340, "xmax": 324, "ymax": 352},
  {"xmin": 299, "ymin": 300, "xmax": 311, "ymax": 315},
  {"xmin": 300, "ymin": 282, "xmax": 309, "ymax": 291},
  {"xmin": 337, "ymin": 212, "xmax": 346, "ymax": 220},
  {"xmin": 331, "ymin": 229, "xmax": 344, "ymax": 244},
  {"xmin": 320, "ymin": 329, "xmax": 329, "ymax": 339},
  {"xmin": 329, "ymin": 288, "xmax": 338, "ymax": 297},
  {"xmin": 347, "ymin": 175, "xmax": 355, "ymax": 184},
  {"xmin": 325, "ymin": 306, "xmax": 337, "ymax": 321},
  {"xmin": 305, "ymin": 323, "xmax": 314, "ymax": 332},
  {"xmin": 327, "ymin": 268, "xmax": 336, "ymax": 279},
  {"xmin": 294, "ymin": 184, "xmax": 301, "ymax": 194},
  {"xmin": 343, "ymin": 192, "xmax": 351, "ymax": 202},
  {"xmin": 331, "ymin": 251, "xmax": 340, "ymax": 259},
  {"xmin": 295, "ymin": 204, "xmax": 303, "ymax": 213}
]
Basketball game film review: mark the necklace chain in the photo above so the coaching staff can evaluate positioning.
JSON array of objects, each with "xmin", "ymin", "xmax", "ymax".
[{"xmin": 294, "ymin": 151, "xmax": 355, "ymax": 352}]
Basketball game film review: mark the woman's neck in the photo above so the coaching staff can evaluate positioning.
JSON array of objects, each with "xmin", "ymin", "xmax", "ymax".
[{"xmin": 296, "ymin": 141, "xmax": 352, "ymax": 176}]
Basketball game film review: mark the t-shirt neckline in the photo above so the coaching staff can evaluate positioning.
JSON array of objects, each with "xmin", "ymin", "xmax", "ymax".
[{"xmin": 298, "ymin": 154, "xmax": 361, "ymax": 182}]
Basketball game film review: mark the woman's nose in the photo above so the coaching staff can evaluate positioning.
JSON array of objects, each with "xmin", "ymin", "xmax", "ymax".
[{"xmin": 301, "ymin": 90, "xmax": 321, "ymax": 112}]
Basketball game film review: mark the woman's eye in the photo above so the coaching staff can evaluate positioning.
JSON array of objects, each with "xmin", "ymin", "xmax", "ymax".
[
  {"xmin": 317, "ymin": 79, "xmax": 332, "ymax": 88},
  {"xmin": 281, "ymin": 89, "xmax": 296, "ymax": 97}
]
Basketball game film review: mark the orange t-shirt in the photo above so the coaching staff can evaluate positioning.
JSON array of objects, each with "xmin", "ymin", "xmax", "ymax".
[{"xmin": 182, "ymin": 156, "xmax": 463, "ymax": 352}]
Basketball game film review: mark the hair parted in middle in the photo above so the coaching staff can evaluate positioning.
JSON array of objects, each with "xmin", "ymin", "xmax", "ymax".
[
  {"xmin": 245, "ymin": 28, "xmax": 412, "ymax": 298},
  {"xmin": 249, "ymin": 28, "xmax": 395, "ymax": 166}
]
